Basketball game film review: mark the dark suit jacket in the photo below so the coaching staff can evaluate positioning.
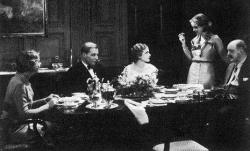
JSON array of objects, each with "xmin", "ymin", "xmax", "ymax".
[
  {"xmin": 224, "ymin": 56, "xmax": 250, "ymax": 116},
  {"xmin": 224, "ymin": 56, "xmax": 250, "ymax": 96},
  {"xmin": 60, "ymin": 62, "xmax": 106, "ymax": 95}
]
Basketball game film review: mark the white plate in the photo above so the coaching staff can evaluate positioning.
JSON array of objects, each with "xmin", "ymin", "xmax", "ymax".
[
  {"xmin": 39, "ymin": 68, "xmax": 48, "ymax": 70},
  {"xmin": 85, "ymin": 103, "xmax": 118, "ymax": 110},
  {"xmin": 56, "ymin": 96, "xmax": 85, "ymax": 106},
  {"xmin": 148, "ymin": 103, "xmax": 168, "ymax": 107},
  {"xmin": 162, "ymin": 94, "xmax": 177, "ymax": 98},
  {"xmin": 165, "ymin": 88, "xmax": 179, "ymax": 92},
  {"xmin": 149, "ymin": 98, "xmax": 166, "ymax": 104},
  {"xmin": 72, "ymin": 92, "xmax": 87, "ymax": 96},
  {"xmin": 175, "ymin": 97, "xmax": 191, "ymax": 102}
]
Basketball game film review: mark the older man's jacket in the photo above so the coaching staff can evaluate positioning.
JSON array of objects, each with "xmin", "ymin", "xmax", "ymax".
[{"xmin": 224, "ymin": 56, "xmax": 250, "ymax": 116}]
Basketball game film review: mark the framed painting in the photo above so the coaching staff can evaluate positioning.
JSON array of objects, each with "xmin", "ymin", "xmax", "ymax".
[{"xmin": 0, "ymin": 0, "xmax": 47, "ymax": 37}]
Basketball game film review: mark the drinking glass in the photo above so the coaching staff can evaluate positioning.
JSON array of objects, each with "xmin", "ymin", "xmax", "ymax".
[
  {"xmin": 102, "ymin": 89, "xmax": 116, "ymax": 108},
  {"xmin": 90, "ymin": 93, "xmax": 99, "ymax": 108}
]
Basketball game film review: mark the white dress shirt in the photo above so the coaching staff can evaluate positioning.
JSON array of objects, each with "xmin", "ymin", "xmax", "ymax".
[
  {"xmin": 81, "ymin": 61, "xmax": 95, "ymax": 78},
  {"xmin": 227, "ymin": 56, "xmax": 247, "ymax": 86}
]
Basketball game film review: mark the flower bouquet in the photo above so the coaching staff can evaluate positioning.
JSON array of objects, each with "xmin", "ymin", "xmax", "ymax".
[{"xmin": 115, "ymin": 73, "xmax": 158, "ymax": 101}]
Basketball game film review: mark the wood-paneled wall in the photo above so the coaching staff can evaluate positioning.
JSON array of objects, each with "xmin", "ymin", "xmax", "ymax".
[
  {"xmin": 0, "ymin": 0, "xmax": 128, "ymax": 71},
  {"xmin": 128, "ymin": 0, "xmax": 250, "ymax": 86},
  {"xmin": 0, "ymin": 0, "xmax": 128, "ymax": 108},
  {"xmin": 0, "ymin": 0, "xmax": 71, "ymax": 69}
]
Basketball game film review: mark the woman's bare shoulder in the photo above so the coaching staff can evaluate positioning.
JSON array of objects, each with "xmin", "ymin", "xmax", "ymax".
[
  {"xmin": 210, "ymin": 34, "xmax": 222, "ymax": 41},
  {"xmin": 146, "ymin": 63, "xmax": 158, "ymax": 71}
]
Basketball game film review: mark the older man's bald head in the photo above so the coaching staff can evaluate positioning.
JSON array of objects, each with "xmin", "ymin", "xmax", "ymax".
[
  {"xmin": 227, "ymin": 39, "xmax": 247, "ymax": 64},
  {"xmin": 227, "ymin": 39, "xmax": 247, "ymax": 53}
]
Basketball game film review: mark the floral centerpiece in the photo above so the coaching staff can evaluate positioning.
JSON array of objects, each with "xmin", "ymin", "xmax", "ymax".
[{"xmin": 115, "ymin": 72, "xmax": 158, "ymax": 99}]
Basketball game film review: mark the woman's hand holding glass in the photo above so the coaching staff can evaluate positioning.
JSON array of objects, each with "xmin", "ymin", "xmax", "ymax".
[{"xmin": 178, "ymin": 32, "xmax": 186, "ymax": 44}]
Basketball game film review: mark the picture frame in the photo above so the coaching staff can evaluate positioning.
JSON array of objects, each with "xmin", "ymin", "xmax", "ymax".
[{"xmin": 0, "ymin": 0, "xmax": 47, "ymax": 37}]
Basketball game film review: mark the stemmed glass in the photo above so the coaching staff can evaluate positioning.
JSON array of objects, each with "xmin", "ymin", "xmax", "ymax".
[
  {"xmin": 87, "ymin": 80, "xmax": 99, "ymax": 108},
  {"xmin": 90, "ymin": 92, "xmax": 99, "ymax": 108},
  {"xmin": 101, "ymin": 82, "xmax": 116, "ymax": 109}
]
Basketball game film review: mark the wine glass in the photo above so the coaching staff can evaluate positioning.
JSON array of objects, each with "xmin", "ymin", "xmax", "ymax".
[
  {"xmin": 102, "ymin": 89, "xmax": 116, "ymax": 108},
  {"xmin": 89, "ymin": 93, "xmax": 99, "ymax": 108}
]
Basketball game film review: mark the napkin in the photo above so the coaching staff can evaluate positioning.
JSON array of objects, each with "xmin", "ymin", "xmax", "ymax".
[{"xmin": 124, "ymin": 99, "xmax": 149, "ymax": 125}]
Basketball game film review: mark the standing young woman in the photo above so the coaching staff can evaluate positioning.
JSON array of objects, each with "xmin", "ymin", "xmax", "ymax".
[{"xmin": 178, "ymin": 13, "xmax": 227, "ymax": 89}]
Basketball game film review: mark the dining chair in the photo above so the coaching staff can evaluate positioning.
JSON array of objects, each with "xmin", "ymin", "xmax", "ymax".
[{"xmin": 0, "ymin": 115, "xmax": 50, "ymax": 151}]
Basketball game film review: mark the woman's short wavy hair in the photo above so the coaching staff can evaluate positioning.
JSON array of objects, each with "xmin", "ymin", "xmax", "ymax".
[
  {"xmin": 130, "ymin": 43, "xmax": 148, "ymax": 62},
  {"xmin": 16, "ymin": 50, "xmax": 40, "ymax": 73},
  {"xmin": 190, "ymin": 13, "xmax": 212, "ymax": 32}
]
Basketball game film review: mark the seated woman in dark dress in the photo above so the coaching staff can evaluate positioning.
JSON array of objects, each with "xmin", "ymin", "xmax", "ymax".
[{"xmin": 0, "ymin": 50, "xmax": 59, "ymax": 144}]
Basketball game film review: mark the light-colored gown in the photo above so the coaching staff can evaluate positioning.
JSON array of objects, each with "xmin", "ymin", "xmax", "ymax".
[
  {"xmin": 184, "ymin": 34, "xmax": 227, "ymax": 89},
  {"xmin": 120, "ymin": 63, "xmax": 158, "ymax": 85}
]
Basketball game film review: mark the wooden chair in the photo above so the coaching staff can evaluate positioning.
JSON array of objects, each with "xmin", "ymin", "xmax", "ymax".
[{"xmin": 0, "ymin": 116, "xmax": 50, "ymax": 151}]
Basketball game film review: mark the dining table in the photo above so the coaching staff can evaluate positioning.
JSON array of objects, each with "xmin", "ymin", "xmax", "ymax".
[{"xmin": 43, "ymin": 86, "xmax": 241, "ymax": 149}]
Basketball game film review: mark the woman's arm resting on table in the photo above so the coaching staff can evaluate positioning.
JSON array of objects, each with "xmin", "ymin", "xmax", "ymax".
[{"xmin": 13, "ymin": 85, "xmax": 57, "ymax": 120}]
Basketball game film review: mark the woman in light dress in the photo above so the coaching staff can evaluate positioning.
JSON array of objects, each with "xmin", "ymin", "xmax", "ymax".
[
  {"xmin": 178, "ymin": 13, "xmax": 227, "ymax": 89},
  {"xmin": 120, "ymin": 43, "xmax": 158, "ymax": 86}
]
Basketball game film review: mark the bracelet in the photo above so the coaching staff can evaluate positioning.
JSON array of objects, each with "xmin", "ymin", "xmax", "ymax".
[{"xmin": 44, "ymin": 98, "xmax": 50, "ymax": 103}]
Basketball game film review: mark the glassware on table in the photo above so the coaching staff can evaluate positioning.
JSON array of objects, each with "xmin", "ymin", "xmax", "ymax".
[
  {"xmin": 102, "ymin": 89, "xmax": 116, "ymax": 107},
  {"xmin": 101, "ymin": 82, "xmax": 116, "ymax": 108},
  {"xmin": 89, "ymin": 93, "xmax": 99, "ymax": 108}
]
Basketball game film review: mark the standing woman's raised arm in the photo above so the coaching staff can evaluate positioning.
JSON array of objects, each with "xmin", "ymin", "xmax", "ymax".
[{"xmin": 178, "ymin": 33, "xmax": 192, "ymax": 60}]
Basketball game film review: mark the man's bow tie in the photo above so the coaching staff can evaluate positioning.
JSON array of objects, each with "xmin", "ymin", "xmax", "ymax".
[{"xmin": 87, "ymin": 65, "xmax": 93, "ymax": 70}]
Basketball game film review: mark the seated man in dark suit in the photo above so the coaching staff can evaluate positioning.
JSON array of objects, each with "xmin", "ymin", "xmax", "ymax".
[
  {"xmin": 213, "ymin": 39, "xmax": 250, "ymax": 146},
  {"xmin": 61, "ymin": 42, "xmax": 105, "ymax": 95},
  {"xmin": 224, "ymin": 39, "xmax": 250, "ymax": 99}
]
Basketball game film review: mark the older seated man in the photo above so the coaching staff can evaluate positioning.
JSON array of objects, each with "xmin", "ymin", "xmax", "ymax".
[
  {"xmin": 212, "ymin": 39, "xmax": 250, "ymax": 147},
  {"xmin": 224, "ymin": 39, "xmax": 250, "ymax": 98}
]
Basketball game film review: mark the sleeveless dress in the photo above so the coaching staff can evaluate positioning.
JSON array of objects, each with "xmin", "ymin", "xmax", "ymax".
[
  {"xmin": 187, "ymin": 34, "xmax": 226, "ymax": 89},
  {"xmin": 120, "ymin": 63, "xmax": 158, "ymax": 85}
]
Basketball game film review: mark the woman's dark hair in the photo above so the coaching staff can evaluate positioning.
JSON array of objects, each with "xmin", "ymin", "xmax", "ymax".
[
  {"xmin": 130, "ymin": 43, "xmax": 148, "ymax": 62},
  {"xmin": 190, "ymin": 13, "xmax": 212, "ymax": 32},
  {"xmin": 16, "ymin": 50, "xmax": 40, "ymax": 73}
]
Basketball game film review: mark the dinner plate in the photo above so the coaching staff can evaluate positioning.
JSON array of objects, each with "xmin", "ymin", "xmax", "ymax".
[
  {"xmin": 56, "ymin": 96, "xmax": 85, "ymax": 106},
  {"xmin": 56, "ymin": 101, "xmax": 79, "ymax": 108},
  {"xmin": 162, "ymin": 94, "xmax": 177, "ymax": 98},
  {"xmin": 85, "ymin": 103, "xmax": 118, "ymax": 110},
  {"xmin": 148, "ymin": 103, "xmax": 168, "ymax": 107},
  {"xmin": 165, "ymin": 88, "xmax": 179, "ymax": 92},
  {"xmin": 147, "ymin": 99, "xmax": 168, "ymax": 107},
  {"xmin": 149, "ymin": 98, "xmax": 166, "ymax": 104},
  {"xmin": 174, "ymin": 97, "xmax": 191, "ymax": 103},
  {"xmin": 39, "ymin": 68, "xmax": 48, "ymax": 70},
  {"xmin": 155, "ymin": 85, "xmax": 165, "ymax": 89}
]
